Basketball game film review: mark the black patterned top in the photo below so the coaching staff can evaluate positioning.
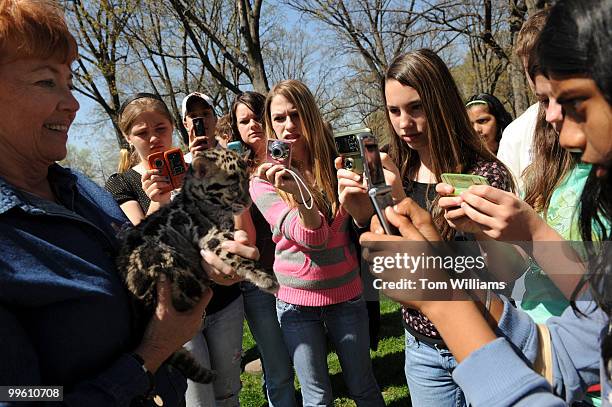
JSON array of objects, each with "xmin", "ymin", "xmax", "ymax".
[
  {"xmin": 402, "ymin": 159, "xmax": 513, "ymax": 345},
  {"xmin": 105, "ymin": 169, "xmax": 151, "ymax": 214}
]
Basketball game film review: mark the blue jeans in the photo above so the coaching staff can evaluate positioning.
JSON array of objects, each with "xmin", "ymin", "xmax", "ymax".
[
  {"xmin": 277, "ymin": 296, "xmax": 384, "ymax": 407},
  {"xmin": 184, "ymin": 295, "xmax": 244, "ymax": 407},
  {"xmin": 242, "ymin": 282, "xmax": 296, "ymax": 406},
  {"xmin": 404, "ymin": 331, "xmax": 466, "ymax": 407}
]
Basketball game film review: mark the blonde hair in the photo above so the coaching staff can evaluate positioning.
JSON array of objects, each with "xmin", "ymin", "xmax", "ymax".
[
  {"xmin": 117, "ymin": 96, "xmax": 173, "ymax": 173},
  {"xmin": 0, "ymin": 0, "xmax": 77, "ymax": 64},
  {"xmin": 264, "ymin": 80, "xmax": 339, "ymax": 219}
]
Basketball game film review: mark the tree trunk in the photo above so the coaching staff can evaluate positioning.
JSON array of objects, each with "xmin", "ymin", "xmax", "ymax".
[{"xmin": 508, "ymin": 53, "xmax": 530, "ymax": 116}]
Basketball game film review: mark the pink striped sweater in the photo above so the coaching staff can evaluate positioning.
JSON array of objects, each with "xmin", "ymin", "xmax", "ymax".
[{"xmin": 249, "ymin": 177, "xmax": 362, "ymax": 306}]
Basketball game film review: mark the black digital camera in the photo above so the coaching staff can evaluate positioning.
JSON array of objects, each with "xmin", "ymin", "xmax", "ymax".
[{"xmin": 333, "ymin": 128, "xmax": 370, "ymax": 174}]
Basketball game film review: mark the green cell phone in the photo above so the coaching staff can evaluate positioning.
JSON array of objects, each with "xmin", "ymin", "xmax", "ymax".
[{"xmin": 440, "ymin": 173, "xmax": 489, "ymax": 196}]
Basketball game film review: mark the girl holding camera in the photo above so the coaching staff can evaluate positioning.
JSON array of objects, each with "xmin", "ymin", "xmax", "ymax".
[
  {"xmin": 362, "ymin": 1, "xmax": 611, "ymax": 403},
  {"xmin": 105, "ymin": 94, "xmax": 245, "ymax": 407},
  {"xmin": 105, "ymin": 93, "xmax": 176, "ymax": 226},
  {"xmin": 250, "ymin": 79, "xmax": 384, "ymax": 406},
  {"xmin": 379, "ymin": 49, "xmax": 514, "ymax": 406}
]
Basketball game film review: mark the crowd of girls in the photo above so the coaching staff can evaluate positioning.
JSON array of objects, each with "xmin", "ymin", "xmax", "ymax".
[{"xmin": 3, "ymin": 0, "xmax": 608, "ymax": 406}]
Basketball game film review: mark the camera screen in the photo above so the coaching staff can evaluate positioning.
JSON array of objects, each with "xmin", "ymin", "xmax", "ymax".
[
  {"xmin": 166, "ymin": 152, "xmax": 185, "ymax": 175},
  {"xmin": 193, "ymin": 117, "xmax": 205, "ymax": 137},
  {"xmin": 363, "ymin": 138, "xmax": 385, "ymax": 186},
  {"xmin": 335, "ymin": 134, "xmax": 359, "ymax": 154}
]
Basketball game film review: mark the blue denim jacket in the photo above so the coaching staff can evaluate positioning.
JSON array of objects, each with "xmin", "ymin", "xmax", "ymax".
[
  {"xmin": 0, "ymin": 164, "xmax": 186, "ymax": 406},
  {"xmin": 452, "ymin": 295, "xmax": 608, "ymax": 406}
]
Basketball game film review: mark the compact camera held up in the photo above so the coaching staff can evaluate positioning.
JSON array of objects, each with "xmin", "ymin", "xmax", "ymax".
[
  {"xmin": 333, "ymin": 128, "xmax": 370, "ymax": 175},
  {"xmin": 147, "ymin": 148, "xmax": 188, "ymax": 192},
  {"xmin": 266, "ymin": 139, "xmax": 292, "ymax": 167}
]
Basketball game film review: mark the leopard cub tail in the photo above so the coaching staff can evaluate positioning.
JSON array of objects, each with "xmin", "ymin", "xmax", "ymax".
[
  {"xmin": 237, "ymin": 260, "xmax": 280, "ymax": 295},
  {"xmin": 169, "ymin": 348, "xmax": 217, "ymax": 384}
]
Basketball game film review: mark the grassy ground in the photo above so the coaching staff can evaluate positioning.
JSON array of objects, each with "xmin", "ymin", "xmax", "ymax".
[{"xmin": 239, "ymin": 298, "xmax": 410, "ymax": 406}]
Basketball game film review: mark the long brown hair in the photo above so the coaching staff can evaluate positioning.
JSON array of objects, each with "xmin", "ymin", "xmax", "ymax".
[
  {"xmin": 264, "ymin": 80, "xmax": 339, "ymax": 219},
  {"xmin": 522, "ymin": 42, "xmax": 574, "ymax": 214},
  {"xmin": 522, "ymin": 106, "xmax": 574, "ymax": 214},
  {"xmin": 384, "ymin": 49, "xmax": 513, "ymax": 240}
]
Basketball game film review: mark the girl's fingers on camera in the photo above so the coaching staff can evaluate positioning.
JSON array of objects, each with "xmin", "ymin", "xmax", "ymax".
[
  {"xmin": 340, "ymin": 185, "xmax": 368, "ymax": 200},
  {"xmin": 337, "ymin": 168, "xmax": 361, "ymax": 182},
  {"xmin": 338, "ymin": 178, "xmax": 365, "ymax": 193},
  {"xmin": 334, "ymin": 156, "xmax": 343, "ymax": 170},
  {"xmin": 256, "ymin": 163, "xmax": 274, "ymax": 178}
]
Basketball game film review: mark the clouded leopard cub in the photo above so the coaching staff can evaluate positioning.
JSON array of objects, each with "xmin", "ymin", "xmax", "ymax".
[{"xmin": 116, "ymin": 148, "xmax": 279, "ymax": 383}]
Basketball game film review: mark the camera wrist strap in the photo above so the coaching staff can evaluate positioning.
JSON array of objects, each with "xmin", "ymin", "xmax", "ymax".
[{"xmin": 285, "ymin": 169, "xmax": 314, "ymax": 210}]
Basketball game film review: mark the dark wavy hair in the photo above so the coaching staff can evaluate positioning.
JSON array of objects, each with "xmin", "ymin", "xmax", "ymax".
[
  {"xmin": 465, "ymin": 93, "xmax": 513, "ymax": 143},
  {"xmin": 229, "ymin": 91, "xmax": 266, "ymax": 170},
  {"xmin": 538, "ymin": 0, "xmax": 612, "ymax": 316}
]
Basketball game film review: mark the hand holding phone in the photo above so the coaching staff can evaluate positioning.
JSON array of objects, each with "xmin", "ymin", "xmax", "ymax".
[
  {"xmin": 440, "ymin": 173, "xmax": 489, "ymax": 196},
  {"xmin": 189, "ymin": 117, "xmax": 212, "ymax": 152},
  {"xmin": 358, "ymin": 133, "xmax": 397, "ymax": 235}
]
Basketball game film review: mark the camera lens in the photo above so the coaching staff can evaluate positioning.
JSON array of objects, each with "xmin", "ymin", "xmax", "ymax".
[
  {"xmin": 154, "ymin": 159, "xmax": 164, "ymax": 168},
  {"xmin": 344, "ymin": 158, "xmax": 353, "ymax": 169},
  {"xmin": 272, "ymin": 147, "xmax": 283, "ymax": 158},
  {"xmin": 270, "ymin": 141, "xmax": 288, "ymax": 159}
]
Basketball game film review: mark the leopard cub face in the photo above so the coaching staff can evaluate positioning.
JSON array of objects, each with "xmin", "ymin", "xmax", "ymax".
[{"xmin": 185, "ymin": 148, "xmax": 251, "ymax": 214}]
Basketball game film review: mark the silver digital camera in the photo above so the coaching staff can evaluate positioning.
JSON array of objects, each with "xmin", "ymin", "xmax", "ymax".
[
  {"xmin": 333, "ymin": 128, "xmax": 370, "ymax": 174},
  {"xmin": 266, "ymin": 139, "xmax": 292, "ymax": 167}
]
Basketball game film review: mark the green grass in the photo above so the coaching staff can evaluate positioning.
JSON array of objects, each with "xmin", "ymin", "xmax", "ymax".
[{"xmin": 239, "ymin": 298, "xmax": 410, "ymax": 406}]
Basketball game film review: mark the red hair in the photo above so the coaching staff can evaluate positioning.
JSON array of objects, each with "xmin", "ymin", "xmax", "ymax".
[{"xmin": 0, "ymin": 0, "xmax": 77, "ymax": 64}]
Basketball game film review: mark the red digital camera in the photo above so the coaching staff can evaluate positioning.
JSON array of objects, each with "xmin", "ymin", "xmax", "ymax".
[{"xmin": 147, "ymin": 148, "xmax": 187, "ymax": 192}]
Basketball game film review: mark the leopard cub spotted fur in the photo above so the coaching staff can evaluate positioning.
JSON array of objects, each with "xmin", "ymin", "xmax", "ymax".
[{"xmin": 116, "ymin": 148, "xmax": 278, "ymax": 384}]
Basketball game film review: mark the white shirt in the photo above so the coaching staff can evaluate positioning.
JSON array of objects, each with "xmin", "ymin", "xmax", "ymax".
[{"xmin": 496, "ymin": 103, "xmax": 539, "ymax": 193}]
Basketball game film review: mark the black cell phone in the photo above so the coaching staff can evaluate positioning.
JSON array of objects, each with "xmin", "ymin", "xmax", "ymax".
[
  {"xmin": 358, "ymin": 133, "xmax": 395, "ymax": 235},
  {"xmin": 193, "ymin": 117, "xmax": 205, "ymax": 137}
]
